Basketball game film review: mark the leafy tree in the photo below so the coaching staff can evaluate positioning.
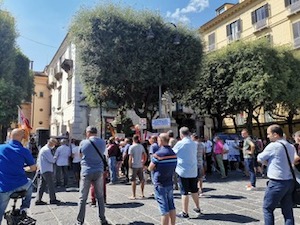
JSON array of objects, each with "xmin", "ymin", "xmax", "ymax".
[
  {"xmin": 70, "ymin": 3, "xmax": 203, "ymax": 129},
  {"xmin": 268, "ymin": 50, "xmax": 300, "ymax": 138},
  {"xmin": 227, "ymin": 40, "xmax": 288, "ymax": 134},
  {"xmin": 0, "ymin": 9, "xmax": 34, "ymax": 142}
]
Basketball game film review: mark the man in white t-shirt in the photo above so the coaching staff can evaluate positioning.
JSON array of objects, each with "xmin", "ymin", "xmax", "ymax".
[
  {"xmin": 128, "ymin": 135, "xmax": 147, "ymax": 199},
  {"xmin": 204, "ymin": 136, "xmax": 213, "ymax": 174},
  {"xmin": 223, "ymin": 142, "xmax": 229, "ymax": 177}
]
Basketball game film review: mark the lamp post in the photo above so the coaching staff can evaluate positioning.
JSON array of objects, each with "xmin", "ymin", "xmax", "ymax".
[{"xmin": 147, "ymin": 22, "xmax": 180, "ymax": 118}]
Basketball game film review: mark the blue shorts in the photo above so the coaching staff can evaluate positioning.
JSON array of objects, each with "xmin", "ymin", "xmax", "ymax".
[{"xmin": 154, "ymin": 185, "xmax": 175, "ymax": 215}]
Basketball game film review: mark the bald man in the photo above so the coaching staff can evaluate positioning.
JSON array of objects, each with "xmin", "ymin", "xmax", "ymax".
[{"xmin": 0, "ymin": 128, "xmax": 37, "ymax": 223}]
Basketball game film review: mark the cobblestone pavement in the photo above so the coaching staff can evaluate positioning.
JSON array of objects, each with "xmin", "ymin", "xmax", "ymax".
[{"xmin": 3, "ymin": 171, "xmax": 300, "ymax": 225}]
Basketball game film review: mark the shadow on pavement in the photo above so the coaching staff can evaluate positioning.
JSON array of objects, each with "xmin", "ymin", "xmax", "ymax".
[
  {"xmin": 62, "ymin": 201, "xmax": 78, "ymax": 206},
  {"xmin": 206, "ymin": 194, "xmax": 246, "ymax": 200},
  {"xmin": 190, "ymin": 213, "xmax": 260, "ymax": 223},
  {"xmin": 127, "ymin": 222, "xmax": 154, "ymax": 225},
  {"xmin": 105, "ymin": 202, "xmax": 144, "ymax": 209},
  {"xmin": 202, "ymin": 187, "xmax": 216, "ymax": 193}
]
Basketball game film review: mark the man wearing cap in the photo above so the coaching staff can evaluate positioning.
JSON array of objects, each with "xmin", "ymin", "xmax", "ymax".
[
  {"xmin": 0, "ymin": 129, "xmax": 37, "ymax": 224},
  {"xmin": 36, "ymin": 138, "xmax": 62, "ymax": 205},
  {"xmin": 76, "ymin": 126, "xmax": 109, "ymax": 225}
]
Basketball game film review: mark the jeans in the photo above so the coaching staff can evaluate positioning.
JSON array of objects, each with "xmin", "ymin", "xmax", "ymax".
[
  {"xmin": 56, "ymin": 165, "xmax": 69, "ymax": 186},
  {"xmin": 77, "ymin": 172, "xmax": 107, "ymax": 224},
  {"xmin": 245, "ymin": 158, "xmax": 256, "ymax": 187},
  {"xmin": 108, "ymin": 156, "xmax": 117, "ymax": 183},
  {"xmin": 154, "ymin": 185, "xmax": 175, "ymax": 215},
  {"xmin": 263, "ymin": 179, "xmax": 295, "ymax": 225},
  {"xmin": 0, "ymin": 179, "xmax": 33, "ymax": 224}
]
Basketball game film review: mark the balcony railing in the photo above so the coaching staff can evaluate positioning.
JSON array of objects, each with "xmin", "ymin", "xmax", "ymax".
[
  {"xmin": 294, "ymin": 36, "xmax": 300, "ymax": 49},
  {"xmin": 253, "ymin": 18, "xmax": 268, "ymax": 32},
  {"xmin": 288, "ymin": 1, "xmax": 300, "ymax": 15},
  {"xmin": 227, "ymin": 31, "xmax": 241, "ymax": 43}
]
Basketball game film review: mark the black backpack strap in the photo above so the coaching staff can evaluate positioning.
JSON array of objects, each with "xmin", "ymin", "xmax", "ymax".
[
  {"xmin": 89, "ymin": 140, "xmax": 108, "ymax": 169},
  {"xmin": 278, "ymin": 141, "xmax": 296, "ymax": 181}
]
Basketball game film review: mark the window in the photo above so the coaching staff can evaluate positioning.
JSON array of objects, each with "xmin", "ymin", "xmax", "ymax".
[
  {"xmin": 67, "ymin": 76, "xmax": 72, "ymax": 103},
  {"xmin": 293, "ymin": 21, "xmax": 300, "ymax": 48},
  {"xmin": 39, "ymin": 92, "xmax": 44, "ymax": 98},
  {"xmin": 208, "ymin": 33, "xmax": 215, "ymax": 51},
  {"xmin": 285, "ymin": 0, "xmax": 300, "ymax": 14},
  {"xmin": 226, "ymin": 19, "xmax": 241, "ymax": 42},
  {"xmin": 58, "ymin": 87, "xmax": 61, "ymax": 109},
  {"xmin": 251, "ymin": 4, "xmax": 269, "ymax": 31}
]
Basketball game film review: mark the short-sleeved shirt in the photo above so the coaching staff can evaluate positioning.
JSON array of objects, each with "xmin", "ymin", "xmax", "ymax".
[
  {"xmin": 128, "ymin": 143, "xmax": 145, "ymax": 168},
  {"xmin": 54, "ymin": 144, "xmax": 71, "ymax": 166},
  {"xmin": 0, "ymin": 140, "xmax": 35, "ymax": 192},
  {"xmin": 80, "ymin": 136, "xmax": 106, "ymax": 175},
  {"xmin": 243, "ymin": 137, "xmax": 254, "ymax": 159},
  {"xmin": 152, "ymin": 146, "xmax": 177, "ymax": 187},
  {"xmin": 257, "ymin": 140, "xmax": 295, "ymax": 180},
  {"xmin": 72, "ymin": 146, "xmax": 81, "ymax": 163},
  {"xmin": 149, "ymin": 142, "xmax": 159, "ymax": 155},
  {"xmin": 173, "ymin": 137, "xmax": 197, "ymax": 178},
  {"xmin": 195, "ymin": 141, "xmax": 205, "ymax": 167}
]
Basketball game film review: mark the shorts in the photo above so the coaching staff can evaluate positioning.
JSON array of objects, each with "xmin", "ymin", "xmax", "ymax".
[
  {"xmin": 178, "ymin": 176, "xmax": 198, "ymax": 195},
  {"xmin": 197, "ymin": 165, "xmax": 204, "ymax": 179},
  {"xmin": 130, "ymin": 167, "xmax": 144, "ymax": 182},
  {"xmin": 154, "ymin": 185, "xmax": 175, "ymax": 215}
]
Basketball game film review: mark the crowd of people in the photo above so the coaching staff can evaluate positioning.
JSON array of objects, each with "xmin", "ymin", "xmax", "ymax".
[{"xmin": 0, "ymin": 124, "xmax": 300, "ymax": 225}]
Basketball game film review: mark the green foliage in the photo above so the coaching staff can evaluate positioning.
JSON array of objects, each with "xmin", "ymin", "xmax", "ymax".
[
  {"xmin": 184, "ymin": 39, "xmax": 289, "ymax": 132},
  {"xmin": 70, "ymin": 3, "xmax": 202, "ymax": 122},
  {"xmin": 0, "ymin": 8, "xmax": 34, "ymax": 140}
]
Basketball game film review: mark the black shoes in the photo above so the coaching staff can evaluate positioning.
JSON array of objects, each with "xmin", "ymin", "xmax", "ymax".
[
  {"xmin": 50, "ymin": 199, "xmax": 64, "ymax": 205},
  {"xmin": 35, "ymin": 200, "xmax": 47, "ymax": 205}
]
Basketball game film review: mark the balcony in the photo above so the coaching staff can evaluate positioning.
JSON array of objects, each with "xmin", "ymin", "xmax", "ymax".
[
  {"xmin": 253, "ymin": 18, "xmax": 269, "ymax": 32},
  {"xmin": 54, "ymin": 67, "xmax": 62, "ymax": 80},
  {"xmin": 61, "ymin": 59, "xmax": 73, "ymax": 73},
  {"xmin": 287, "ymin": 1, "xmax": 300, "ymax": 15},
  {"xmin": 294, "ymin": 37, "xmax": 300, "ymax": 49},
  {"xmin": 227, "ymin": 32, "xmax": 241, "ymax": 43}
]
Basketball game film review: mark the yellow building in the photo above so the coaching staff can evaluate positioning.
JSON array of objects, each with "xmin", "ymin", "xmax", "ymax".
[
  {"xmin": 31, "ymin": 72, "xmax": 50, "ymax": 133},
  {"xmin": 199, "ymin": 0, "xmax": 300, "ymax": 136}
]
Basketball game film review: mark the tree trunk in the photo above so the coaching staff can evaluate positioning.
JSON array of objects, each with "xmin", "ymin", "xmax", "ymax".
[
  {"xmin": 215, "ymin": 115, "xmax": 224, "ymax": 133},
  {"xmin": 246, "ymin": 105, "xmax": 254, "ymax": 135},
  {"xmin": 231, "ymin": 116, "xmax": 238, "ymax": 133},
  {"xmin": 1, "ymin": 125, "xmax": 8, "ymax": 143},
  {"xmin": 253, "ymin": 116, "xmax": 263, "ymax": 139},
  {"xmin": 287, "ymin": 111, "xmax": 294, "ymax": 139}
]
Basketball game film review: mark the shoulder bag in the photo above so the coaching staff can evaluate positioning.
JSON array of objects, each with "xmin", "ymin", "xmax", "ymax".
[
  {"xmin": 89, "ymin": 140, "xmax": 108, "ymax": 171},
  {"xmin": 278, "ymin": 142, "xmax": 300, "ymax": 205}
]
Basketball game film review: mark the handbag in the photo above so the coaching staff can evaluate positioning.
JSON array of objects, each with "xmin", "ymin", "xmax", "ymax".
[
  {"xmin": 279, "ymin": 142, "xmax": 300, "ymax": 205},
  {"xmin": 89, "ymin": 140, "xmax": 109, "ymax": 172}
]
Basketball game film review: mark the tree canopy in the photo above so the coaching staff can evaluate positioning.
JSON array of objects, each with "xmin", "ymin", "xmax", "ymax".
[
  {"xmin": 0, "ymin": 9, "xmax": 34, "ymax": 142},
  {"xmin": 70, "ymin": 3, "xmax": 203, "ymax": 128}
]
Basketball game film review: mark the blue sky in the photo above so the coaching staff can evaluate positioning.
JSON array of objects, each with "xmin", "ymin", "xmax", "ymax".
[{"xmin": 2, "ymin": 0, "xmax": 238, "ymax": 71}]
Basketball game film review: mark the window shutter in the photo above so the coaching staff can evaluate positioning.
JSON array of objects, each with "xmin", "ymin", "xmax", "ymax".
[
  {"xmin": 293, "ymin": 22, "xmax": 300, "ymax": 39},
  {"xmin": 251, "ymin": 11, "xmax": 256, "ymax": 24},
  {"xmin": 284, "ymin": 0, "xmax": 290, "ymax": 7},
  {"xmin": 226, "ymin": 24, "xmax": 231, "ymax": 37},
  {"xmin": 237, "ymin": 19, "xmax": 241, "ymax": 32},
  {"xmin": 265, "ymin": 4, "xmax": 269, "ymax": 18}
]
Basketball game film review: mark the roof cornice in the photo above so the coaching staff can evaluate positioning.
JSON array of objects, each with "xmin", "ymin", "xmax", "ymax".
[{"xmin": 199, "ymin": 0, "xmax": 260, "ymax": 33}]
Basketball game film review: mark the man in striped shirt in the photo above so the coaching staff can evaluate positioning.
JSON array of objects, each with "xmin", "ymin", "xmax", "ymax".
[{"xmin": 148, "ymin": 133, "xmax": 177, "ymax": 225}]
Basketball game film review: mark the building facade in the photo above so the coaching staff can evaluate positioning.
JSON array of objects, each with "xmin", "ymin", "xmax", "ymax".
[
  {"xmin": 31, "ymin": 72, "xmax": 50, "ymax": 133},
  {"xmin": 199, "ymin": 0, "xmax": 300, "ymax": 135}
]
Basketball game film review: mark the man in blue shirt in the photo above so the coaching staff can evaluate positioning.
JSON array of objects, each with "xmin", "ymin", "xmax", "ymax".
[
  {"xmin": 148, "ymin": 133, "xmax": 177, "ymax": 225},
  {"xmin": 76, "ymin": 126, "xmax": 109, "ymax": 225},
  {"xmin": 257, "ymin": 124, "xmax": 296, "ymax": 225},
  {"xmin": 173, "ymin": 127, "xmax": 201, "ymax": 218},
  {"xmin": 0, "ymin": 129, "xmax": 36, "ymax": 224}
]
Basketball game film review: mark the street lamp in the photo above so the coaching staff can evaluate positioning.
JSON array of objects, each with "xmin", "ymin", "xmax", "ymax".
[{"xmin": 147, "ymin": 22, "xmax": 180, "ymax": 118}]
